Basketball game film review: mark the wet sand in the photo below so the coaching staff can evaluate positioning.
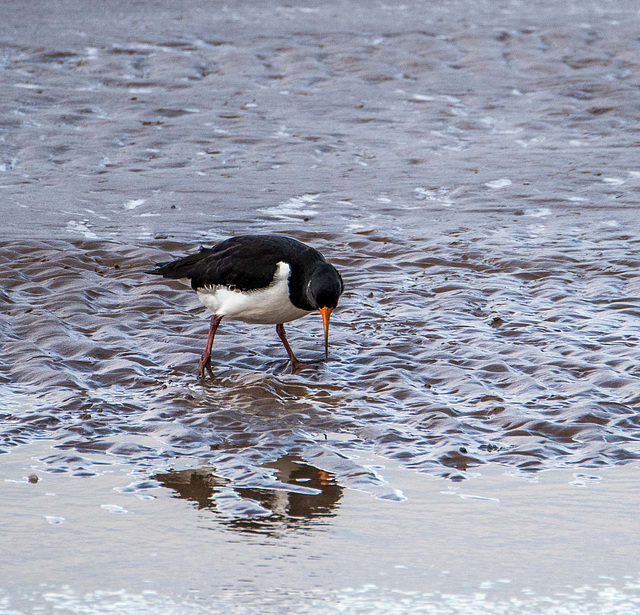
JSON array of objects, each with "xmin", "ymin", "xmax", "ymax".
[
  {"xmin": 1, "ymin": 0, "xmax": 640, "ymax": 612},
  {"xmin": 2, "ymin": 443, "xmax": 640, "ymax": 613}
]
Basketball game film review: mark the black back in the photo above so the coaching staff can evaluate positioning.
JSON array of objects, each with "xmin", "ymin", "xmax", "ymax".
[{"xmin": 148, "ymin": 235, "xmax": 342, "ymax": 311}]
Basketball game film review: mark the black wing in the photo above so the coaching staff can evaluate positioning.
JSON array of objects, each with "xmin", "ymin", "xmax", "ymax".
[{"xmin": 147, "ymin": 235, "xmax": 321, "ymax": 293}]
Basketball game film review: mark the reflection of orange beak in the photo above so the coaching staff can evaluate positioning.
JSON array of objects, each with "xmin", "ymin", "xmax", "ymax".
[{"xmin": 319, "ymin": 307, "xmax": 333, "ymax": 360}]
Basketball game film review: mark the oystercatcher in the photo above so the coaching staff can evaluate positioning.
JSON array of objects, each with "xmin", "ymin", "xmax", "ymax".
[{"xmin": 147, "ymin": 235, "xmax": 344, "ymax": 377}]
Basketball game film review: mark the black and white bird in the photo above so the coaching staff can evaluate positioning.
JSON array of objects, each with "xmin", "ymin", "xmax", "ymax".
[{"xmin": 147, "ymin": 235, "xmax": 344, "ymax": 377}]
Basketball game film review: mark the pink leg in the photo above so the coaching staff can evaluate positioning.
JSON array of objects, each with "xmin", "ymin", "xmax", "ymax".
[
  {"xmin": 198, "ymin": 315, "xmax": 223, "ymax": 379},
  {"xmin": 275, "ymin": 323, "xmax": 320, "ymax": 373}
]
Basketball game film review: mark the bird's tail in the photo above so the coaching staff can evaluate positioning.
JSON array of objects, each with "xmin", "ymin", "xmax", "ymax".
[
  {"xmin": 145, "ymin": 261, "xmax": 173, "ymax": 275},
  {"xmin": 145, "ymin": 247, "xmax": 212, "ymax": 279}
]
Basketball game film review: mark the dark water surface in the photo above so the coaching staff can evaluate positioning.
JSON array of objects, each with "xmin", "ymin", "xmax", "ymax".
[{"xmin": 1, "ymin": 0, "xmax": 640, "ymax": 612}]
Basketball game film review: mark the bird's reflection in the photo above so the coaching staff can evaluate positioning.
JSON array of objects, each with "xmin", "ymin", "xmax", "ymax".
[{"xmin": 154, "ymin": 455, "xmax": 342, "ymax": 533}]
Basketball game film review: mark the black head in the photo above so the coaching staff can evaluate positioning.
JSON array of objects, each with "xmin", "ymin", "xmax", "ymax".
[
  {"xmin": 306, "ymin": 262, "xmax": 344, "ymax": 309},
  {"xmin": 305, "ymin": 262, "xmax": 343, "ymax": 361}
]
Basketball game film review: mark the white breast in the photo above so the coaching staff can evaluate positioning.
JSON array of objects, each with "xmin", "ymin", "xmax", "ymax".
[{"xmin": 195, "ymin": 261, "xmax": 311, "ymax": 325}]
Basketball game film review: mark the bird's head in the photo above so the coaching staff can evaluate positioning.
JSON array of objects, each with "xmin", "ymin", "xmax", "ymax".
[{"xmin": 306, "ymin": 263, "xmax": 344, "ymax": 360}]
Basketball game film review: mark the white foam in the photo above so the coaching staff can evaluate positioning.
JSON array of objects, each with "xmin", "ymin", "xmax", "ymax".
[
  {"xmin": 124, "ymin": 199, "xmax": 146, "ymax": 210},
  {"xmin": 259, "ymin": 193, "xmax": 319, "ymax": 220},
  {"xmin": 414, "ymin": 187, "xmax": 455, "ymax": 206},
  {"xmin": 525, "ymin": 208, "xmax": 551, "ymax": 218},
  {"xmin": 101, "ymin": 505, "xmax": 128, "ymax": 514},
  {"xmin": 485, "ymin": 179, "xmax": 512, "ymax": 189},
  {"xmin": 66, "ymin": 220, "xmax": 98, "ymax": 239}
]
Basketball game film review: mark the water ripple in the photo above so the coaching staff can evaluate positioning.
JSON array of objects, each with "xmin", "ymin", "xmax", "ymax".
[{"xmin": 2, "ymin": 232, "xmax": 639, "ymax": 498}]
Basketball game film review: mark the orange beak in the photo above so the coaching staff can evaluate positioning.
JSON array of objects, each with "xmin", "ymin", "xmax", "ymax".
[{"xmin": 319, "ymin": 307, "xmax": 333, "ymax": 360}]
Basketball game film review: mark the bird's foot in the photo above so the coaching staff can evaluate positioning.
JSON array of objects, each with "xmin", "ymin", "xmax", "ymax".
[
  {"xmin": 198, "ymin": 354, "xmax": 214, "ymax": 379},
  {"xmin": 289, "ymin": 358, "xmax": 325, "ymax": 374}
]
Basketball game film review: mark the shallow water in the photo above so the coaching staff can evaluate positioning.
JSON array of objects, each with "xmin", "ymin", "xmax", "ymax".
[
  {"xmin": 1, "ymin": 0, "xmax": 640, "ymax": 612},
  {"xmin": 2, "ymin": 443, "xmax": 640, "ymax": 614},
  {"xmin": 3, "ymin": 228, "xmax": 639, "ymax": 484}
]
